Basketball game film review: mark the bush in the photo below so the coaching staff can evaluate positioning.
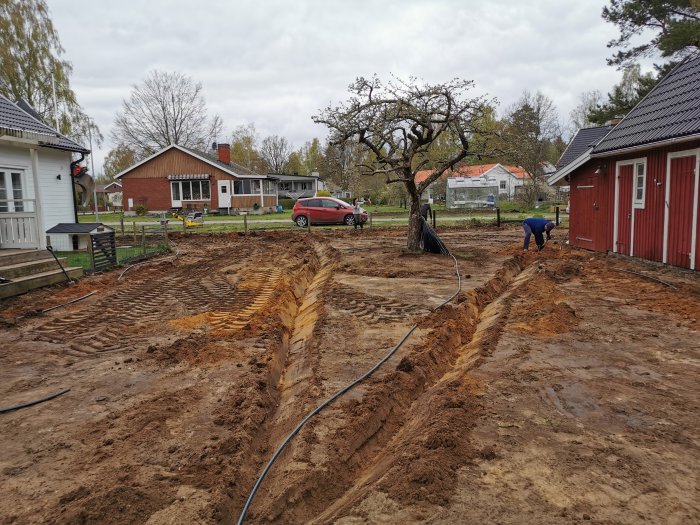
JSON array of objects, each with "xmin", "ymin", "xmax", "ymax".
[
  {"xmin": 253, "ymin": 202, "xmax": 260, "ymax": 210},
  {"xmin": 134, "ymin": 204, "xmax": 148, "ymax": 216},
  {"xmin": 316, "ymin": 190, "xmax": 332, "ymax": 197},
  {"xmin": 278, "ymin": 198, "xmax": 296, "ymax": 210}
]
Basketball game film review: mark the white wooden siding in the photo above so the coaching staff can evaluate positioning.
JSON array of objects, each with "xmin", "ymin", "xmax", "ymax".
[{"xmin": 0, "ymin": 145, "xmax": 75, "ymax": 250}]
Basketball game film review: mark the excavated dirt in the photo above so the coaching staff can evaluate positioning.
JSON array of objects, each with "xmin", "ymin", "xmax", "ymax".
[{"xmin": 0, "ymin": 227, "xmax": 698, "ymax": 525}]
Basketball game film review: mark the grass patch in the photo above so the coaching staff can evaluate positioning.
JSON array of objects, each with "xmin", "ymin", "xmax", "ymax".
[{"xmin": 57, "ymin": 244, "xmax": 171, "ymax": 270}]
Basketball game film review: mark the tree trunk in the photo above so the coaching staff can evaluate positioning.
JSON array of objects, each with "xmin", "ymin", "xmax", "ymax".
[{"xmin": 406, "ymin": 191, "xmax": 423, "ymax": 251}]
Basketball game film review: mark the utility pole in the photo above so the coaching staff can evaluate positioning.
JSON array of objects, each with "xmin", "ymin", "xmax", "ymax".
[
  {"xmin": 87, "ymin": 120, "xmax": 99, "ymax": 222},
  {"xmin": 51, "ymin": 75, "xmax": 59, "ymax": 130}
]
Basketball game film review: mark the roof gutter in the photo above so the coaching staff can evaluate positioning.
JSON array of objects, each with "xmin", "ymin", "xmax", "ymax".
[
  {"xmin": 0, "ymin": 126, "xmax": 59, "ymax": 143},
  {"xmin": 592, "ymin": 133, "xmax": 700, "ymax": 158}
]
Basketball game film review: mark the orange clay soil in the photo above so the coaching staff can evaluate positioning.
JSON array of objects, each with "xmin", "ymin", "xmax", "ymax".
[{"xmin": 0, "ymin": 227, "xmax": 698, "ymax": 525}]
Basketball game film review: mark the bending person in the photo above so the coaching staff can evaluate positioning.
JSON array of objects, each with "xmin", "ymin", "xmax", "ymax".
[{"xmin": 523, "ymin": 217, "xmax": 555, "ymax": 251}]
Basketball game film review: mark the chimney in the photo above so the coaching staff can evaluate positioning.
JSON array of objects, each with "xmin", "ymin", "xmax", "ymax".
[
  {"xmin": 607, "ymin": 116, "xmax": 624, "ymax": 126},
  {"xmin": 217, "ymin": 143, "xmax": 231, "ymax": 164}
]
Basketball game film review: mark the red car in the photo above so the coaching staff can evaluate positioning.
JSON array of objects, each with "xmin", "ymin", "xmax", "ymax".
[{"xmin": 292, "ymin": 197, "xmax": 368, "ymax": 227}]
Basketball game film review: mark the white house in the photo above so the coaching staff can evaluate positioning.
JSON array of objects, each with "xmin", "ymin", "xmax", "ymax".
[
  {"xmin": 0, "ymin": 94, "xmax": 90, "ymax": 251},
  {"xmin": 416, "ymin": 163, "xmax": 527, "ymax": 201}
]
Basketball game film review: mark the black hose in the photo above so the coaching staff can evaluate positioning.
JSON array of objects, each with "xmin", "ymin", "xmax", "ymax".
[
  {"xmin": 612, "ymin": 268, "xmax": 677, "ymax": 289},
  {"xmin": 0, "ymin": 388, "xmax": 71, "ymax": 414},
  {"xmin": 236, "ymin": 247, "xmax": 461, "ymax": 524},
  {"xmin": 46, "ymin": 245, "xmax": 74, "ymax": 284},
  {"xmin": 41, "ymin": 291, "xmax": 97, "ymax": 313}
]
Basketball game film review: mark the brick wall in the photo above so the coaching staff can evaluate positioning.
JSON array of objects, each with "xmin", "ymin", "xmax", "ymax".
[{"xmin": 122, "ymin": 178, "xmax": 172, "ymax": 212}]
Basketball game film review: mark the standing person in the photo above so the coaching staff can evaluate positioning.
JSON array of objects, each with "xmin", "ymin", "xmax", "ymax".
[
  {"xmin": 352, "ymin": 198, "xmax": 363, "ymax": 230},
  {"xmin": 523, "ymin": 217, "xmax": 555, "ymax": 251}
]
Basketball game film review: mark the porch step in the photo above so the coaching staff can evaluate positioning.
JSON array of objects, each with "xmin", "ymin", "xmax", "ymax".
[
  {"xmin": 0, "ymin": 267, "xmax": 84, "ymax": 300},
  {"xmin": 0, "ymin": 257, "xmax": 69, "ymax": 279},
  {"xmin": 0, "ymin": 249, "xmax": 51, "ymax": 266}
]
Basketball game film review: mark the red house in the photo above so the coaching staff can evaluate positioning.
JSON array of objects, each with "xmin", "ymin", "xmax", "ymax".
[
  {"xmin": 550, "ymin": 55, "xmax": 700, "ymax": 270},
  {"xmin": 116, "ymin": 143, "xmax": 277, "ymax": 214}
]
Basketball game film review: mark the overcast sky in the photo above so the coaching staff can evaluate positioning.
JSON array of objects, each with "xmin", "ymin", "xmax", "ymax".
[{"xmin": 47, "ymin": 0, "xmax": 650, "ymax": 173}]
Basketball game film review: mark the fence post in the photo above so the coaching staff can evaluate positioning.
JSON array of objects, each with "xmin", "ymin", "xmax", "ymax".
[
  {"xmin": 87, "ymin": 234, "xmax": 95, "ymax": 272},
  {"xmin": 496, "ymin": 207, "xmax": 501, "ymax": 228},
  {"xmin": 182, "ymin": 217, "xmax": 186, "ymax": 234},
  {"xmin": 244, "ymin": 214, "xmax": 248, "ymax": 236},
  {"xmin": 307, "ymin": 214, "xmax": 311, "ymax": 233},
  {"xmin": 141, "ymin": 226, "xmax": 146, "ymax": 255},
  {"xmin": 120, "ymin": 215, "xmax": 124, "ymax": 235},
  {"xmin": 162, "ymin": 220, "xmax": 168, "ymax": 242},
  {"xmin": 132, "ymin": 221, "xmax": 137, "ymax": 243},
  {"xmin": 369, "ymin": 213, "xmax": 372, "ymax": 229},
  {"xmin": 555, "ymin": 206, "xmax": 560, "ymax": 226}
]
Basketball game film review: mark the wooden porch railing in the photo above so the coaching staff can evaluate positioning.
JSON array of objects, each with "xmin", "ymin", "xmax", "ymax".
[{"xmin": 0, "ymin": 199, "xmax": 40, "ymax": 249}]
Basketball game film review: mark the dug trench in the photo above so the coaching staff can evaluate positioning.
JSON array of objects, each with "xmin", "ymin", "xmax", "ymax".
[
  {"xmin": 241, "ymin": 252, "xmax": 535, "ymax": 523},
  {"xmin": 0, "ymin": 234, "xmax": 344, "ymax": 524}
]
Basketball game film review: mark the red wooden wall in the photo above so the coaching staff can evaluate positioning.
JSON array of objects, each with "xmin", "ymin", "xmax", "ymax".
[{"xmin": 568, "ymin": 139, "xmax": 700, "ymax": 270}]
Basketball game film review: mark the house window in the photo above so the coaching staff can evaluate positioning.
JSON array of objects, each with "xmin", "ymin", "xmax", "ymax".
[
  {"xmin": 234, "ymin": 179, "xmax": 263, "ymax": 194},
  {"xmin": 262, "ymin": 180, "xmax": 275, "ymax": 194},
  {"xmin": 499, "ymin": 180, "xmax": 506, "ymax": 190},
  {"xmin": 170, "ymin": 180, "xmax": 210, "ymax": 203},
  {"xmin": 0, "ymin": 170, "xmax": 24, "ymax": 212},
  {"xmin": 634, "ymin": 161, "xmax": 646, "ymax": 207}
]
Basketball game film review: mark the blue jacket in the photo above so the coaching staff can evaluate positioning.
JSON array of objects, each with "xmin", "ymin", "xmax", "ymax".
[{"xmin": 523, "ymin": 217, "xmax": 551, "ymax": 234}]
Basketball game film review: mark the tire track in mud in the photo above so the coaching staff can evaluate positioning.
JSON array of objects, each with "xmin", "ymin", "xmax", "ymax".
[
  {"xmin": 247, "ymin": 254, "xmax": 535, "ymax": 523},
  {"xmin": 30, "ymin": 253, "xmax": 247, "ymax": 356},
  {"xmin": 331, "ymin": 283, "xmax": 428, "ymax": 324},
  {"xmin": 206, "ymin": 266, "xmax": 283, "ymax": 335}
]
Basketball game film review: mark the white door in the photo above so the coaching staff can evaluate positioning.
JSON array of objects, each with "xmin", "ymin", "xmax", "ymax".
[
  {"xmin": 170, "ymin": 181, "xmax": 182, "ymax": 208},
  {"xmin": 0, "ymin": 168, "xmax": 39, "ymax": 249},
  {"xmin": 218, "ymin": 180, "xmax": 231, "ymax": 208},
  {"xmin": 0, "ymin": 169, "xmax": 25, "ymax": 212}
]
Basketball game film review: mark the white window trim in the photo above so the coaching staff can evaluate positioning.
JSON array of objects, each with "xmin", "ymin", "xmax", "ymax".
[
  {"xmin": 170, "ymin": 180, "xmax": 211, "ymax": 205},
  {"xmin": 0, "ymin": 167, "xmax": 27, "ymax": 213}
]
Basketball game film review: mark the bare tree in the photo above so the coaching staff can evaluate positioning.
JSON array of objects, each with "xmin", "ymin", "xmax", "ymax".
[
  {"xmin": 313, "ymin": 76, "xmax": 493, "ymax": 250},
  {"xmin": 501, "ymin": 91, "xmax": 561, "ymax": 205},
  {"xmin": 569, "ymin": 90, "xmax": 604, "ymax": 132},
  {"xmin": 112, "ymin": 70, "xmax": 221, "ymax": 156},
  {"xmin": 260, "ymin": 135, "xmax": 291, "ymax": 173}
]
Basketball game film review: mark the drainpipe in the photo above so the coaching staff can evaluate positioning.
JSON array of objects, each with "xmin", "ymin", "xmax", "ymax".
[{"xmin": 70, "ymin": 153, "xmax": 85, "ymax": 223}]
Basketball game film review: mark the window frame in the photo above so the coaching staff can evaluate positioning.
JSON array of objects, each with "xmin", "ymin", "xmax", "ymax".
[
  {"xmin": 170, "ymin": 180, "xmax": 210, "ymax": 204},
  {"xmin": 0, "ymin": 168, "xmax": 25, "ymax": 213},
  {"xmin": 618, "ymin": 158, "xmax": 647, "ymax": 209}
]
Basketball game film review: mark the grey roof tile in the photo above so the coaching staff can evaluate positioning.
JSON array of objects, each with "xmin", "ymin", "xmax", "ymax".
[
  {"xmin": 0, "ymin": 94, "xmax": 89, "ymax": 153},
  {"xmin": 557, "ymin": 125, "xmax": 614, "ymax": 169},
  {"xmin": 593, "ymin": 55, "xmax": 700, "ymax": 154}
]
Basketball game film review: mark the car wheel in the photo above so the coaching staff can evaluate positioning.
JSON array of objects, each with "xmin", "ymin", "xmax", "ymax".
[
  {"xmin": 295, "ymin": 215, "xmax": 308, "ymax": 227},
  {"xmin": 344, "ymin": 214, "xmax": 355, "ymax": 226}
]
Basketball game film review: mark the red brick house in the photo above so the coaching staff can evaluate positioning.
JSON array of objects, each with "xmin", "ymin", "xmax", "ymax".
[
  {"xmin": 116, "ymin": 143, "xmax": 277, "ymax": 214},
  {"xmin": 549, "ymin": 55, "xmax": 700, "ymax": 270}
]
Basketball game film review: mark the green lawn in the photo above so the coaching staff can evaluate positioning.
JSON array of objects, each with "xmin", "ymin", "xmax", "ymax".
[{"xmin": 58, "ymin": 244, "xmax": 170, "ymax": 270}]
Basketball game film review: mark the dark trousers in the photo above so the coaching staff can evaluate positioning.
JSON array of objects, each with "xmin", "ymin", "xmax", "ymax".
[
  {"xmin": 354, "ymin": 214, "xmax": 363, "ymax": 229},
  {"xmin": 523, "ymin": 223, "xmax": 544, "ymax": 250}
]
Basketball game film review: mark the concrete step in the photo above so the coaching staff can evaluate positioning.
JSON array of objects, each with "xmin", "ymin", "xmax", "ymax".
[
  {"xmin": 0, "ymin": 249, "xmax": 51, "ymax": 266},
  {"xmin": 0, "ymin": 267, "xmax": 84, "ymax": 299},
  {"xmin": 0, "ymin": 257, "xmax": 68, "ymax": 279}
]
